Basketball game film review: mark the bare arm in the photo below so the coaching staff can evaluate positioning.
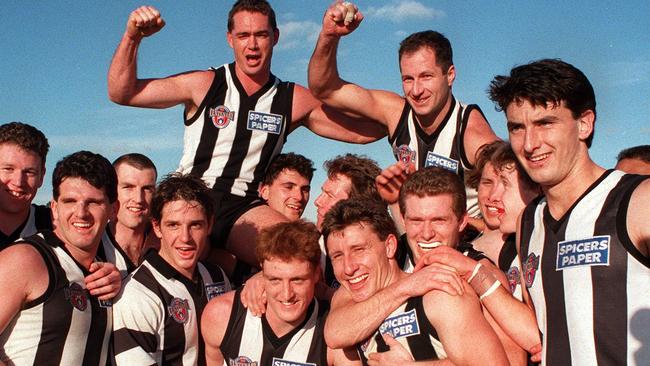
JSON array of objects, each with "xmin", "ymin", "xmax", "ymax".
[
  {"xmin": 201, "ymin": 291, "xmax": 236, "ymax": 366},
  {"xmin": 327, "ymin": 346, "xmax": 362, "ymax": 366},
  {"xmin": 367, "ymin": 334, "xmax": 454, "ymax": 365},
  {"xmin": 463, "ymin": 109, "xmax": 499, "ymax": 166},
  {"xmin": 627, "ymin": 179, "xmax": 650, "ymax": 257}
]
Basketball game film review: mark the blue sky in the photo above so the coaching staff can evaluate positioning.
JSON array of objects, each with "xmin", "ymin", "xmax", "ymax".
[{"xmin": 2, "ymin": 1, "xmax": 648, "ymax": 221}]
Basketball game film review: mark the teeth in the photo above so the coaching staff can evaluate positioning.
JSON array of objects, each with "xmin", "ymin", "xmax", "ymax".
[
  {"xmin": 286, "ymin": 204, "xmax": 300, "ymax": 210},
  {"xmin": 349, "ymin": 274, "xmax": 368, "ymax": 284},
  {"xmin": 486, "ymin": 206, "xmax": 498, "ymax": 213},
  {"xmin": 418, "ymin": 241, "xmax": 442, "ymax": 251},
  {"xmin": 73, "ymin": 223, "xmax": 91, "ymax": 228},
  {"xmin": 127, "ymin": 207, "xmax": 143, "ymax": 213},
  {"xmin": 281, "ymin": 301, "xmax": 295, "ymax": 306},
  {"xmin": 529, "ymin": 153, "xmax": 549, "ymax": 162},
  {"xmin": 8, "ymin": 190, "xmax": 25, "ymax": 198}
]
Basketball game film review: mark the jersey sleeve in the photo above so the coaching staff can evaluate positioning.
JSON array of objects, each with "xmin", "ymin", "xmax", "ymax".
[{"xmin": 112, "ymin": 278, "xmax": 163, "ymax": 366}]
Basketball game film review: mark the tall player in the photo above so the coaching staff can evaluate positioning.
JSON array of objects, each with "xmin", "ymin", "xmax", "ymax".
[
  {"xmin": 107, "ymin": 1, "xmax": 386, "ymax": 270},
  {"xmin": 488, "ymin": 59, "xmax": 650, "ymax": 364},
  {"xmin": 309, "ymin": 2, "xmax": 498, "ymax": 219}
]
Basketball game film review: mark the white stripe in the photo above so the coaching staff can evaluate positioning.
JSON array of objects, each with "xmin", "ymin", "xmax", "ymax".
[
  {"xmin": 238, "ymin": 311, "xmax": 265, "ymax": 361},
  {"xmin": 527, "ymin": 201, "xmax": 548, "ymax": 365},
  {"xmin": 431, "ymin": 100, "xmax": 459, "ymax": 157},
  {"xmin": 282, "ymin": 302, "xmax": 319, "ymax": 361},
  {"xmin": 0, "ymin": 303, "xmax": 45, "ymax": 364},
  {"xmin": 406, "ymin": 112, "xmax": 419, "ymax": 167},
  {"xmin": 627, "ymin": 253, "xmax": 650, "ymax": 364}
]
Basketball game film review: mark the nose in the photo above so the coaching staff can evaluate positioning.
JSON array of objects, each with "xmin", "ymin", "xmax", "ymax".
[
  {"xmin": 343, "ymin": 252, "xmax": 358, "ymax": 276},
  {"xmin": 247, "ymin": 34, "xmax": 259, "ymax": 49},
  {"xmin": 314, "ymin": 193, "xmax": 324, "ymax": 209},
  {"xmin": 421, "ymin": 221, "xmax": 435, "ymax": 242},
  {"xmin": 489, "ymin": 180, "xmax": 504, "ymax": 202},
  {"xmin": 523, "ymin": 127, "xmax": 541, "ymax": 153},
  {"xmin": 411, "ymin": 78, "xmax": 424, "ymax": 96},
  {"xmin": 8, "ymin": 170, "xmax": 27, "ymax": 188},
  {"xmin": 75, "ymin": 201, "xmax": 91, "ymax": 219},
  {"xmin": 179, "ymin": 225, "xmax": 191, "ymax": 243},
  {"xmin": 134, "ymin": 187, "xmax": 146, "ymax": 203},
  {"xmin": 282, "ymin": 281, "xmax": 294, "ymax": 300}
]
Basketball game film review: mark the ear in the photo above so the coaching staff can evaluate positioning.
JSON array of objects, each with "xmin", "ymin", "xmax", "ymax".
[
  {"xmin": 226, "ymin": 31, "xmax": 234, "ymax": 49},
  {"xmin": 446, "ymin": 65, "xmax": 456, "ymax": 86},
  {"xmin": 458, "ymin": 212, "xmax": 469, "ymax": 233},
  {"xmin": 577, "ymin": 109, "xmax": 595, "ymax": 141},
  {"xmin": 272, "ymin": 28, "xmax": 279, "ymax": 47},
  {"xmin": 259, "ymin": 183, "xmax": 270, "ymax": 201},
  {"xmin": 36, "ymin": 165, "xmax": 46, "ymax": 189},
  {"xmin": 152, "ymin": 219, "xmax": 163, "ymax": 239},
  {"xmin": 385, "ymin": 234, "xmax": 398, "ymax": 259},
  {"xmin": 50, "ymin": 199, "xmax": 58, "ymax": 223}
]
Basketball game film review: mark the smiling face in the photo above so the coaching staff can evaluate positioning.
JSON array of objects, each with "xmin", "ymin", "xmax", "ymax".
[
  {"xmin": 263, "ymin": 257, "xmax": 319, "ymax": 331},
  {"xmin": 153, "ymin": 200, "xmax": 211, "ymax": 279},
  {"xmin": 227, "ymin": 10, "xmax": 278, "ymax": 79},
  {"xmin": 51, "ymin": 177, "xmax": 112, "ymax": 256},
  {"xmin": 314, "ymin": 174, "xmax": 351, "ymax": 230},
  {"xmin": 403, "ymin": 193, "xmax": 467, "ymax": 263},
  {"xmin": 260, "ymin": 169, "xmax": 310, "ymax": 221},
  {"xmin": 115, "ymin": 163, "xmax": 156, "ymax": 230},
  {"xmin": 477, "ymin": 162, "xmax": 502, "ymax": 231},
  {"xmin": 400, "ymin": 47, "xmax": 455, "ymax": 125},
  {"xmin": 506, "ymin": 99, "xmax": 594, "ymax": 189},
  {"xmin": 494, "ymin": 166, "xmax": 539, "ymax": 234},
  {"xmin": 326, "ymin": 223, "xmax": 397, "ymax": 303},
  {"xmin": 0, "ymin": 143, "xmax": 44, "ymax": 220}
]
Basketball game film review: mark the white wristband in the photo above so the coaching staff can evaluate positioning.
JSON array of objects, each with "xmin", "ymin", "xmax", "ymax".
[
  {"xmin": 479, "ymin": 281, "xmax": 501, "ymax": 300},
  {"xmin": 467, "ymin": 262, "xmax": 482, "ymax": 282}
]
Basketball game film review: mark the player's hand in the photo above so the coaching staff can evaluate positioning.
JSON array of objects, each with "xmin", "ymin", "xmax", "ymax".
[
  {"xmin": 321, "ymin": 1, "xmax": 364, "ymax": 38},
  {"xmin": 413, "ymin": 245, "xmax": 478, "ymax": 279},
  {"xmin": 530, "ymin": 343, "xmax": 543, "ymax": 363},
  {"xmin": 375, "ymin": 162, "xmax": 415, "ymax": 204},
  {"xmin": 240, "ymin": 272, "xmax": 267, "ymax": 317},
  {"xmin": 126, "ymin": 6, "xmax": 166, "ymax": 40},
  {"xmin": 367, "ymin": 334, "xmax": 414, "ymax": 365},
  {"xmin": 86, "ymin": 262, "xmax": 122, "ymax": 300},
  {"xmin": 404, "ymin": 261, "xmax": 464, "ymax": 297}
]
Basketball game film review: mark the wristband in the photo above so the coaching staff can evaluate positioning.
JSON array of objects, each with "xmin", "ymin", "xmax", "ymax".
[
  {"xmin": 467, "ymin": 262, "xmax": 482, "ymax": 283},
  {"xmin": 469, "ymin": 264, "xmax": 498, "ymax": 297},
  {"xmin": 479, "ymin": 281, "xmax": 501, "ymax": 300}
]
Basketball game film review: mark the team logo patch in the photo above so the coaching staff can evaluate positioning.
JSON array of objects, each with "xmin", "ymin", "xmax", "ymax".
[
  {"xmin": 64, "ymin": 282, "xmax": 88, "ymax": 311},
  {"xmin": 378, "ymin": 308, "xmax": 420, "ymax": 339},
  {"xmin": 229, "ymin": 356, "xmax": 258, "ymax": 366},
  {"xmin": 393, "ymin": 144, "xmax": 416, "ymax": 165},
  {"xmin": 506, "ymin": 267, "xmax": 521, "ymax": 293},
  {"xmin": 247, "ymin": 110, "xmax": 283, "ymax": 134},
  {"xmin": 168, "ymin": 298, "xmax": 191, "ymax": 324},
  {"xmin": 523, "ymin": 253, "xmax": 540, "ymax": 288},
  {"xmin": 556, "ymin": 235, "xmax": 610, "ymax": 270},
  {"xmin": 272, "ymin": 358, "xmax": 316, "ymax": 366},
  {"xmin": 424, "ymin": 151, "xmax": 459, "ymax": 173},
  {"xmin": 205, "ymin": 282, "xmax": 227, "ymax": 300},
  {"xmin": 209, "ymin": 105, "xmax": 235, "ymax": 128}
]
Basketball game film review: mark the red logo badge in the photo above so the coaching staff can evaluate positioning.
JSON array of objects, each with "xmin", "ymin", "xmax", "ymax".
[
  {"xmin": 394, "ymin": 144, "xmax": 416, "ymax": 165},
  {"xmin": 65, "ymin": 282, "xmax": 88, "ymax": 311},
  {"xmin": 168, "ymin": 298, "xmax": 191, "ymax": 324},
  {"xmin": 524, "ymin": 253, "xmax": 540, "ymax": 288},
  {"xmin": 209, "ymin": 105, "xmax": 235, "ymax": 128},
  {"xmin": 506, "ymin": 267, "xmax": 521, "ymax": 293}
]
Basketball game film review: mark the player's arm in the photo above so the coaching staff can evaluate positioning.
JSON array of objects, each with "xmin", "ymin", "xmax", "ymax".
[
  {"xmin": 107, "ymin": 6, "xmax": 211, "ymax": 112},
  {"xmin": 627, "ymin": 179, "xmax": 650, "ymax": 258},
  {"xmin": 327, "ymin": 346, "xmax": 361, "ymax": 366},
  {"xmin": 292, "ymin": 85, "xmax": 388, "ymax": 144},
  {"xmin": 325, "ymin": 263, "xmax": 463, "ymax": 349},
  {"xmin": 308, "ymin": 2, "xmax": 403, "ymax": 128},
  {"xmin": 425, "ymin": 288, "xmax": 509, "ymax": 366},
  {"xmin": 0, "ymin": 244, "xmax": 49, "ymax": 335},
  {"xmin": 113, "ymin": 280, "xmax": 162, "ymax": 365},
  {"xmin": 367, "ymin": 334, "xmax": 454, "ymax": 365},
  {"xmin": 201, "ymin": 291, "xmax": 236, "ymax": 366},
  {"xmin": 463, "ymin": 108, "xmax": 499, "ymax": 166}
]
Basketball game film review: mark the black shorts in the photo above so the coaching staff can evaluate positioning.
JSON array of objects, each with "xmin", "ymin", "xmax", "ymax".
[{"xmin": 210, "ymin": 191, "xmax": 265, "ymax": 248}]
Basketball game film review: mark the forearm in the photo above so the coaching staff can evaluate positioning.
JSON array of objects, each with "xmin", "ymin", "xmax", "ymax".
[
  {"xmin": 308, "ymin": 33, "xmax": 344, "ymax": 99},
  {"xmin": 108, "ymin": 34, "xmax": 142, "ymax": 104}
]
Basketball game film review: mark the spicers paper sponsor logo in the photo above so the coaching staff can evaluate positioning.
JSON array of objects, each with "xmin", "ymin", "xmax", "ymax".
[
  {"xmin": 271, "ymin": 358, "xmax": 316, "ymax": 366},
  {"xmin": 247, "ymin": 111, "xmax": 283, "ymax": 134},
  {"xmin": 206, "ymin": 283, "xmax": 227, "ymax": 300},
  {"xmin": 424, "ymin": 152, "xmax": 459, "ymax": 173},
  {"xmin": 378, "ymin": 308, "xmax": 420, "ymax": 339},
  {"xmin": 556, "ymin": 235, "xmax": 610, "ymax": 270}
]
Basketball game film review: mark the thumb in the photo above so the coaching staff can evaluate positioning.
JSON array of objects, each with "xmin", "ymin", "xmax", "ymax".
[{"xmin": 382, "ymin": 333, "xmax": 398, "ymax": 347}]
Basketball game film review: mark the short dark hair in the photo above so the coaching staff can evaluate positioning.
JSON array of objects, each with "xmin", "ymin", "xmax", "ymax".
[
  {"xmin": 113, "ymin": 153, "xmax": 158, "ymax": 177},
  {"xmin": 488, "ymin": 59, "xmax": 597, "ymax": 147},
  {"xmin": 52, "ymin": 151, "xmax": 117, "ymax": 203},
  {"xmin": 324, "ymin": 154, "xmax": 382, "ymax": 203},
  {"xmin": 228, "ymin": 0, "xmax": 277, "ymax": 32},
  {"xmin": 489, "ymin": 143, "xmax": 538, "ymax": 192},
  {"xmin": 399, "ymin": 167, "xmax": 466, "ymax": 219},
  {"xmin": 262, "ymin": 152, "xmax": 314, "ymax": 186},
  {"xmin": 466, "ymin": 141, "xmax": 507, "ymax": 189},
  {"xmin": 321, "ymin": 198, "xmax": 397, "ymax": 245},
  {"xmin": 0, "ymin": 122, "xmax": 49, "ymax": 165},
  {"xmin": 256, "ymin": 220, "xmax": 321, "ymax": 268},
  {"xmin": 151, "ymin": 173, "xmax": 215, "ymax": 222},
  {"xmin": 399, "ymin": 30, "xmax": 453, "ymax": 72},
  {"xmin": 617, "ymin": 145, "xmax": 650, "ymax": 163}
]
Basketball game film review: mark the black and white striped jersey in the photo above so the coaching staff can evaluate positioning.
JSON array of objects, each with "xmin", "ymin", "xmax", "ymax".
[
  {"xmin": 0, "ymin": 231, "xmax": 112, "ymax": 365},
  {"xmin": 98, "ymin": 228, "xmax": 135, "ymax": 279},
  {"xmin": 498, "ymin": 233, "xmax": 523, "ymax": 301},
  {"xmin": 357, "ymin": 296, "xmax": 444, "ymax": 364},
  {"xmin": 220, "ymin": 288, "xmax": 328, "ymax": 366},
  {"xmin": 113, "ymin": 250, "xmax": 231, "ymax": 366},
  {"xmin": 180, "ymin": 63, "xmax": 294, "ymax": 198},
  {"xmin": 519, "ymin": 170, "xmax": 650, "ymax": 365},
  {"xmin": 389, "ymin": 97, "xmax": 484, "ymax": 216},
  {"xmin": 0, "ymin": 204, "xmax": 51, "ymax": 250}
]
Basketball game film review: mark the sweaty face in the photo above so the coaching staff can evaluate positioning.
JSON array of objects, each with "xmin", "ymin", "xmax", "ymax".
[
  {"xmin": 477, "ymin": 162, "xmax": 503, "ymax": 231},
  {"xmin": 115, "ymin": 164, "xmax": 156, "ymax": 230},
  {"xmin": 326, "ymin": 223, "xmax": 395, "ymax": 303},
  {"xmin": 51, "ymin": 178, "xmax": 112, "ymax": 256},
  {"xmin": 403, "ymin": 194, "xmax": 466, "ymax": 263},
  {"xmin": 615, "ymin": 158, "xmax": 650, "ymax": 175},
  {"xmin": 263, "ymin": 257, "xmax": 318, "ymax": 329},
  {"xmin": 260, "ymin": 169, "xmax": 310, "ymax": 221},
  {"xmin": 153, "ymin": 200, "xmax": 211, "ymax": 279},
  {"xmin": 495, "ymin": 166, "xmax": 538, "ymax": 234},
  {"xmin": 227, "ymin": 11, "xmax": 278, "ymax": 79},
  {"xmin": 400, "ymin": 47, "xmax": 454, "ymax": 125},
  {"xmin": 0, "ymin": 143, "xmax": 44, "ymax": 218},
  {"xmin": 506, "ymin": 100, "xmax": 593, "ymax": 189},
  {"xmin": 314, "ymin": 174, "xmax": 351, "ymax": 230}
]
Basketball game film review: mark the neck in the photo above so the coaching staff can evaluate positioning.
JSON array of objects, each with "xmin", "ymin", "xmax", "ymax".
[
  {"xmin": 110, "ymin": 221, "xmax": 147, "ymax": 264},
  {"xmin": 0, "ymin": 207, "xmax": 30, "ymax": 236},
  {"xmin": 54, "ymin": 231, "xmax": 99, "ymax": 270},
  {"xmin": 234, "ymin": 63, "xmax": 271, "ymax": 96},
  {"xmin": 415, "ymin": 95, "xmax": 453, "ymax": 135},
  {"xmin": 265, "ymin": 301, "xmax": 310, "ymax": 338},
  {"xmin": 384, "ymin": 260, "xmax": 408, "ymax": 287}
]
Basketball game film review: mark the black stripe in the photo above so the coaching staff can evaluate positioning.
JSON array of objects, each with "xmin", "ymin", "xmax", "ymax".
[
  {"xmin": 220, "ymin": 288, "xmax": 245, "ymax": 360},
  {"xmin": 113, "ymin": 328, "xmax": 158, "ymax": 354},
  {"xmin": 498, "ymin": 234, "xmax": 518, "ymax": 272},
  {"xmin": 82, "ymin": 295, "xmax": 109, "ymax": 365},
  {"xmin": 388, "ymin": 102, "xmax": 410, "ymax": 145},
  {"xmin": 405, "ymin": 296, "xmax": 438, "ymax": 360}
]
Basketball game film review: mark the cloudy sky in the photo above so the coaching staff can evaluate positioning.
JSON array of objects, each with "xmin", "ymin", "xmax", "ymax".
[{"xmin": 2, "ymin": 0, "xmax": 648, "ymax": 221}]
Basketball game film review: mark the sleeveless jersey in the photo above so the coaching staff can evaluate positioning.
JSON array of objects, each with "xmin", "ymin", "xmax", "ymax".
[
  {"xmin": 0, "ymin": 204, "xmax": 52, "ymax": 249},
  {"xmin": 389, "ymin": 97, "xmax": 483, "ymax": 216},
  {"xmin": 498, "ymin": 233, "xmax": 523, "ymax": 301},
  {"xmin": 113, "ymin": 250, "xmax": 231, "ymax": 366},
  {"xmin": 0, "ymin": 231, "xmax": 112, "ymax": 365},
  {"xmin": 357, "ymin": 296, "xmax": 444, "ymax": 364},
  {"xmin": 99, "ymin": 229, "xmax": 136, "ymax": 279},
  {"xmin": 220, "ymin": 288, "xmax": 328, "ymax": 366},
  {"xmin": 519, "ymin": 170, "xmax": 650, "ymax": 365},
  {"xmin": 180, "ymin": 63, "xmax": 294, "ymax": 198}
]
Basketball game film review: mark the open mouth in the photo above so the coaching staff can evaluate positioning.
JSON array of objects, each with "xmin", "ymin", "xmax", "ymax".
[
  {"xmin": 7, "ymin": 189, "xmax": 29, "ymax": 199},
  {"xmin": 528, "ymin": 152, "xmax": 550, "ymax": 163},
  {"xmin": 349, "ymin": 273, "xmax": 368, "ymax": 285},
  {"xmin": 418, "ymin": 241, "xmax": 442, "ymax": 251}
]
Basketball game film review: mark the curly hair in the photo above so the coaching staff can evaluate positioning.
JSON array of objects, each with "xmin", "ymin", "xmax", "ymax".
[
  {"xmin": 256, "ymin": 220, "xmax": 321, "ymax": 267},
  {"xmin": 324, "ymin": 154, "xmax": 382, "ymax": 203},
  {"xmin": 151, "ymin": 173, "xmax": 214, "ymax": 222},
  {"xmin": 261, "ymin": 152, "xmax": 314, "ymax": 186}
]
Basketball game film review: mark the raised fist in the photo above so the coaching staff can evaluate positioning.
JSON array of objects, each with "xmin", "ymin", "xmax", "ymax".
[{"xmin": 126, "ymin": 6, "xmax": 166, "ymax": 40}]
